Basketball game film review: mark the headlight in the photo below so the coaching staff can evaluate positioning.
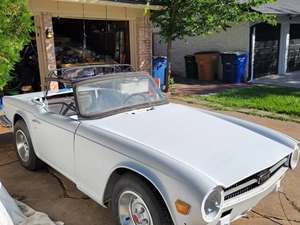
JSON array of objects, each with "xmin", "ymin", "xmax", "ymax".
[
  {"xmin": 201, "ymin": 187, "xmax": 224, "ymax": 223},
  {"xmin": 290, "ymin": 145, "xmax": 300, "ymax": 170}
]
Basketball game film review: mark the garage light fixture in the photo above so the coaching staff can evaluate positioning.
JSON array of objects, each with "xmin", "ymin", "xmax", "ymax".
[{"xmin": 46, "ymin": 28, "xmax": 54, "ymax": 39}]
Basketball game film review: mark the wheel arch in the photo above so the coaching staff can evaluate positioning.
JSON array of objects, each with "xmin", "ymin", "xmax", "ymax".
[
  {"xmin": 12, "ymin": 111, "xmax": 37, "ymax": 153},
  {"xmin": 14, "ymin": 113, "xmax": 25, "ymax": 125},
  {"xmin": 103, "ymin": 164, "xmax": 174, "ymax": 222},
  {"xmin": 12, "ymin": 111, "xmax": 32, "ymax": 129}
]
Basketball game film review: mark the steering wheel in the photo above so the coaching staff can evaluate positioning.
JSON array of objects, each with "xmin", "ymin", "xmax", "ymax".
[{"xmin": 123, "ymin": 93, "xmax": 150, "ymax": 105}]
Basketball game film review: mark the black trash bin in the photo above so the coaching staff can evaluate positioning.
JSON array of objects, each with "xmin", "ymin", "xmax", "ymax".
[
  {"xmin": 221, "ymin": 52, "xmax": 248, "ymax": 84},
  {"xmin": 184, "ymin": 55, "xmax": 198, "ymax": 79}
]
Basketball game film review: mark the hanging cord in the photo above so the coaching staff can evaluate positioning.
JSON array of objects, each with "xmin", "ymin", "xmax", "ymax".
[
  {"xmin": 82, "ymin": 3, "xmax": 87, "ymax": 60},
  {"xmin": 143, "ymin": 0, "xmax": 149, "ymax": 45},
  {"xmin": 105, "ymin": 5, "xmax": 108, "ymax": 32},
  {"xmin": 105, "ymin": 5, "xmax": 108, "ymax": 65},
  {"xmin": 56, "ymin": 0, "xmax": 60, "ymax": 19}
]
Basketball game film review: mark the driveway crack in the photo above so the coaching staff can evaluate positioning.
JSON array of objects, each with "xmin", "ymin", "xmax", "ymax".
[
  {"xmin": 279, "ymin": 191, "xmax": 300, "ymax": 213},
  {"xmin": 251, "ymin": 210, "xmax": 300, "ymax": 224},
  {"xmin": 251, "ymin": 210, "xmax": 285, "ymax": 225},
  {"xmin": 0, "ymin": 160, "xmax": 18, "ymax": 167},
  {"xmin": 48, "ymin": 169, "xmax": 89, "ymax": 200},
  {"xmin": 278, "ymin": 192, "xmax": 292, "ymax": 225}
]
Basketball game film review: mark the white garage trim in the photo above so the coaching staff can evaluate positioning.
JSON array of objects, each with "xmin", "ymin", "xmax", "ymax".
[{"xmin": 278, "ymin": 22, "xmax": 290, "ymax": 75}]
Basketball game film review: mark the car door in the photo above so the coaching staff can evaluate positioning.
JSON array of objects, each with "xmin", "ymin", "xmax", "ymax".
[{"xmin": 31, "ymin": 109, "xmax": 79, "ymax": 180}]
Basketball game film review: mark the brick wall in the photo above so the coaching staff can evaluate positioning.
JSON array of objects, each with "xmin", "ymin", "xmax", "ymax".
[{"xmin": 136, "ymin": 16, "xmax": 152, "ymax": 73}]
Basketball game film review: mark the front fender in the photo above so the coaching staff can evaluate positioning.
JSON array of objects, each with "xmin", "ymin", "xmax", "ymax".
[
  {"xmin": 106, "ymin": 162, "xmax": 174, "ymax": 220},
  {"xmin": 105, "ymin": 162, "xmax": 210, "ymax": 225},
  {"xmin": 78, "ymin": 123, "xmax": 218, "ymax": 225}
]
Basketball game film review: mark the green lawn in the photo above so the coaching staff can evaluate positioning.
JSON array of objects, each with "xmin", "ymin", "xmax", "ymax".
[{"xmin": 198, "ymin": 86, "xmax": 300, "ymax": 118}]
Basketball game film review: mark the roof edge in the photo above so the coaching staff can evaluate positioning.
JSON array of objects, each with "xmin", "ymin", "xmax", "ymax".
[{"xmin": 55, "ymin": 0, "xmax": 163, "ymax": 10}]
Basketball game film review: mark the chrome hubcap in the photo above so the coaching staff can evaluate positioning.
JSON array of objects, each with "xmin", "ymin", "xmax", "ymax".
[
  {"xmin": 16, "ymin": 130, "xmax": 30, "ymax": 162},
  {"xmin": 119, "ymin": 191, "xmax": 153, "ymax": 225}
]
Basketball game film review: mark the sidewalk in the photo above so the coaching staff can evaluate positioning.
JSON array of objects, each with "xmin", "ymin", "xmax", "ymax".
[{"xmin": 253, "ymin": 73, "xmax": 300, "ymax": 89}]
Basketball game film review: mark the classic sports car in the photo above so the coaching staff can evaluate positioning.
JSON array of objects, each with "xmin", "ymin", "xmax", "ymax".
[{"xmin": 3, "ymin": 64, "xmax": 299, "ymax": 225}]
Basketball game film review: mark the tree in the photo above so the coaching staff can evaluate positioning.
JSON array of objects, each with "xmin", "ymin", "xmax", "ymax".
[
  {"xmin": 150, "ymin": 0, "xmax": 276, "ymax": 92},
  {"xmin": 0, "ymin": 0, "xmax": 33, "ymax": 90}
]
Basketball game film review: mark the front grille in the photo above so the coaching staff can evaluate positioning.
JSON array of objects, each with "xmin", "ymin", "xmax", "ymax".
[
  {"xmin": 224, "ymin": 157, "xmax": 288, "ymax": 201},
  {"xmin": 225, "ymin": 182, "xmax": 258, "ymax": 200}
]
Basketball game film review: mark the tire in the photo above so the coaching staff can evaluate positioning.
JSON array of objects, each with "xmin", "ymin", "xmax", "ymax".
[
  {"xmin": 14, "ymin": 120, "xmax": 44, "ymax": 170},
  {"xmin": 111, "ymin": 173, "xmax": 173, "ymax": 225}
]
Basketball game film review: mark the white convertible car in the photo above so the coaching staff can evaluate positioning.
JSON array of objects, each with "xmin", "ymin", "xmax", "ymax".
[{"xmin": 3, "ymin": 64, "xmax": 299, "ymax": 225}]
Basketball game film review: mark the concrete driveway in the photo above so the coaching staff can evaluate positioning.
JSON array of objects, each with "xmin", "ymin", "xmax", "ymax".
[
  {"xmin": 253, "ymin": 73, "xmax": 300, "ymax": 89},
  {"xmin": 1, "ymin": 111, "xmax": 300, "ymax": 225}
]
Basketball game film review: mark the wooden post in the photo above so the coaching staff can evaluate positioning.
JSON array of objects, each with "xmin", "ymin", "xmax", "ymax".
[
  {"xmin": 136, "ymin": 16, "xmax": 152, "ymax": 73},
  {"xmin": 34, "ymin": 13, "xmax": 58, "ymax": 91}
]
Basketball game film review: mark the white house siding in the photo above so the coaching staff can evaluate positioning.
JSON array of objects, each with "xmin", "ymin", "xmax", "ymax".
[{"xmin": 153, "ymin": 23, "xmax": 250, "ymax": 78}]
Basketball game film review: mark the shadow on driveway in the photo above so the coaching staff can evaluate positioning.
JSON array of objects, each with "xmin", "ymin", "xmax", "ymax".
[
  {"xmin": 1, "ymin": 112, "xmax": 300, "ymax": 225},
  {"xmin": 0, "ymin": 130, "xmax": 114, "ymax": 225}
]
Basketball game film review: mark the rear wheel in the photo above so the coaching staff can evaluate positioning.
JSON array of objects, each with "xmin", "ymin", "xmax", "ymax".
[
  {"xmin": 14, "ymin": 120, "xmax": 44, "ymax": 170},
  {"xmin": 111, "ymin": 174, "xmax": 173, "ymax": 225}
]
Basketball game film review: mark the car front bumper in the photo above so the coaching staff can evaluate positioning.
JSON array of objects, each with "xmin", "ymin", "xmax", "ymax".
[{"xmin": 216, "ymin": 166, "xmax": 289, "ymax": 225}]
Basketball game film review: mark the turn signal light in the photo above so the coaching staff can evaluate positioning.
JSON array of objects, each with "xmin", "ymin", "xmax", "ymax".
[{"xmin": 175, "ymin": 200, "xmax": 191, "ymax": 215}]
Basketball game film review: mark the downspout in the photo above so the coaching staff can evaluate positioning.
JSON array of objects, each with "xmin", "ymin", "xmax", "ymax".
[{"xmin": 249, "ymin": 25, "xmax": 256, "ymax": 82}]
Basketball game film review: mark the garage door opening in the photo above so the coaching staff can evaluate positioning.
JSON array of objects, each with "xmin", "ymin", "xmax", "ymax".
[
  {"xmin": 251, "ymin": 23, "xmax": 281, "ymax": 79},
  {"xmin": 287, "ymin": 24, "xmax": 300, "ymax": 73},
  {"xmin": 52, "ymin": 18, "xmax": 130, "ymax": 68}
]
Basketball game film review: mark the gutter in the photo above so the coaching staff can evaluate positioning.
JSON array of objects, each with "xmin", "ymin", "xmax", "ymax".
[{"xmin": 54, "ymin": 0, "xmax": 163, "ymax": 10}]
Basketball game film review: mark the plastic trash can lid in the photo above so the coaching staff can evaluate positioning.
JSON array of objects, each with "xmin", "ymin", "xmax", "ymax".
[
  {"xmin": 153, "ymin": 56, "xmax": 167, "ymax": 59},
  {"xmin": 194, "ymin": 51, "xmax": 219, "ymax": 55},
  {"xmin": 221, "ymin": 51, "xmax": 247, "ymax": 56}
]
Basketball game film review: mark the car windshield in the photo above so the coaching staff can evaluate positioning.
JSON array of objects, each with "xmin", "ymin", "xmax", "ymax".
[{"xmin": 75, "ymin": 73, "xmax": 167, "ymax": 117}]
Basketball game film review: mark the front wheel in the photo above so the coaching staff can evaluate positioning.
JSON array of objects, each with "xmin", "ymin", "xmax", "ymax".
[{"xmin": 111, "ymin": 174, "xmax": 173, "ymax": 225}]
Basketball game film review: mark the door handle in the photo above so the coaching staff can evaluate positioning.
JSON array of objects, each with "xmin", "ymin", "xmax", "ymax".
[{"xmin": 32, "ymin": 119, "xmax": 41, "ymax": 124}]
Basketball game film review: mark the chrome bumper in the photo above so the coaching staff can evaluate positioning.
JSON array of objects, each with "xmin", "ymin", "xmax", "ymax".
[{"xmin": 217, "ymin": 167, "xmax": 288, "ymax": 225}]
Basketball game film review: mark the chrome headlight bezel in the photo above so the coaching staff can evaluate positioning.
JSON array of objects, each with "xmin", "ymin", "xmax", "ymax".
[
  {"xmin": 201, "ymin": 186, "xmax": 224, "ymax": 223},
  {"xmin": 290, "ymin": 144, "xmax": 300, "ymax": 170}
]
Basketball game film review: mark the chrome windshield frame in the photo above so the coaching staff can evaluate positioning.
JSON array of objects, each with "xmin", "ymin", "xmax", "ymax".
[
  {"xmin": 72, "ymin": 72, "xmax": 168, "ymax": 119},
  {"xmin": 44, "ymin": 64, "xmax": 134, "ymax": 99}
]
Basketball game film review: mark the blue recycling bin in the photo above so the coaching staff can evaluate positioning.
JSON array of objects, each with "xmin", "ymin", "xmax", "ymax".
[
  {"xmin": 152, "ymin": 57, "xmax": 167, "ymax": 89},
  {"xmin": 0, "ymin": 92, "xmax": 3, "ymax": 110},
  {"xmin": 221, "ymin": 52, "xmax": 248, "ymax": 84}
]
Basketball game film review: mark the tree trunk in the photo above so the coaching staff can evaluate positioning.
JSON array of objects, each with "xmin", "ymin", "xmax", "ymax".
[{"xmin": 164, "ymin": 37, "xmax": 172, "ymax": 93}]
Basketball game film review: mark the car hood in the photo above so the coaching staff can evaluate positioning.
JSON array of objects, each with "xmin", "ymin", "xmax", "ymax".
[{"xmin": 83, "ymin": 103, "xmax": 295, "ymax": 187}]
